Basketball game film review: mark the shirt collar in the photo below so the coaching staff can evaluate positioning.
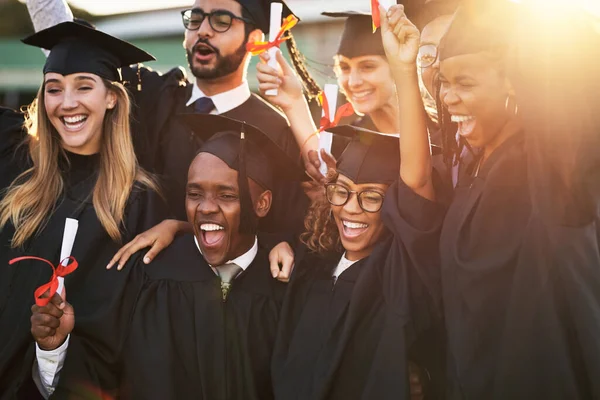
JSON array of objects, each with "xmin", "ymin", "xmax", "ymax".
[
  {"xmin": 194, "ymin": 235, "xmax": 258, "ymax": 272},
  {"xmin": 332, "ymin": 252, "xmax": 360, "ymax": 280},
  {"xmin": 186, "ymin": 80, "xmax": 251, "ymax": 114}
]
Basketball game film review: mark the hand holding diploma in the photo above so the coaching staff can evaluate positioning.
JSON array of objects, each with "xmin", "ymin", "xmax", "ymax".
[
  {"xmin": 31, "ymin": 293, "xmax": 74, "ymax": 351},
  {"xmin": 380, "ymin": 4, "xmax": 421, "ymax": 69}
]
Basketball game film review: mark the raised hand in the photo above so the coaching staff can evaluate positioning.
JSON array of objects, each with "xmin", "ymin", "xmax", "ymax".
[
  {"xmin": 31, "ymin": 293, "xmax": 74, "ymax": 351},
  {"xmin": 256, "ymin": 50, "xmax": 304, "ymax": 112},
  {"xmin": 380, "ymin": 4, "xmax": 420, "ymax": 68}
]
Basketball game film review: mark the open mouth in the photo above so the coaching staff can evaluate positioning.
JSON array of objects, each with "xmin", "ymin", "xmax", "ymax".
[
  {"xmin": 60, "ymin": 114, "xmax": 88, "ymax": 132},
  {"xmin": 194, "ymin": 44, "xmax": 217, "ymax": 61},
  {"xmin": 341, "ymin": 219, "xmax": 369, "ymax": 239},
  {"xmin": 451, "ymin": 114, "xmax": 476, "ymax": 138},
  {"xmin": 199, "ymin": 223, "xmax": 226, "ymax": 249}
]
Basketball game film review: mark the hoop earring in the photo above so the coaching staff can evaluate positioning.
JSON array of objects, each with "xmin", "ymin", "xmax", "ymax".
[{"xmin": 505, "ymin": 94, "xmax": 518, "ymax": 116}]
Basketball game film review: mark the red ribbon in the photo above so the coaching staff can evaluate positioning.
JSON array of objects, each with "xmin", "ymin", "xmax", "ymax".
[
  {"xmin": 318, "ymin": 91, "xmax": 355, "ymax": 133},
  {"xmin": 246, "ymin": 15, "xmax": 299, "ymax": 55},
  {"xmin": 371, "ymin": 0, "xmax": 381, "ymax": 32},
  {"xmin": 9, "ymin": 256, "xmax": 78, "ymax": 306}
]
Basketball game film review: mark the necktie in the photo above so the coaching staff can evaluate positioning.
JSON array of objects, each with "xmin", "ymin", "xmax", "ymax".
[
  {"xmin": 215, "ymin": 263, "xmax": 242, "ymax": 301},
  {"xmin": 194, "ymin": 97, "xmax": 215, "ymax": 114}
]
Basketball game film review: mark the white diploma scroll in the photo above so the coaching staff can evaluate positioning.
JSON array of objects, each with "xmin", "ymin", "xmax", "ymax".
[
  {"xmin": 319, "ymin": 84, "xmax": 338, "ymax": 176},
  {"xmin": 57, "ymin": 218, "xmax": 78, "ymax": 298},
  {"xmin": 379, "ymin": 0, "xmax": 395, "ymax": 11},
  {"xmin": 266, "ymin": 2, "xmax": 283, "ymax": 96}
]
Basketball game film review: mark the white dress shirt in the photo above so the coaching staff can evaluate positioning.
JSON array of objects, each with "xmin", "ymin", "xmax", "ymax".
[
  {"xmin": 34, "ymin": 236, "xmax": 259, "ymax": 397},
  {"xmin": 332, "ymin": 252, "xmax": 360, "ymax": 284},
  {"xmin": 193, "ymin": 235, "xmax": 258, "ymax": 274},
  {"xmin": 186, "ymin": 80, "xmax": 251, "ymax": 114}
]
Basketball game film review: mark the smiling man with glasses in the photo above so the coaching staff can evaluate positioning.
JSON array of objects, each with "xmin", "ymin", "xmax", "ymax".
[{"xmin": 26, "ymin": 0, "xmax": 313, "ymax": 238}]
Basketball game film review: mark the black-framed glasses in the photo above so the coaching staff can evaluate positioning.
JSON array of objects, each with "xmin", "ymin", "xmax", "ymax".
[
  {"xmin": 417, "ymin": 43, "xmax": 438, "ymax": 68},
  {"xmin": 326, "ymin": 184, "xmax": 385, "ymax": 213},
  {"xmin": 181, "ymin": 8, "xmax": 253, "ymax": 33}
]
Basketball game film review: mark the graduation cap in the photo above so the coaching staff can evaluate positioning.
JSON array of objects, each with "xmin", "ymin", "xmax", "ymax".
[
  {"xmin": 181, "ymin": 114, "xmax": 305, "ymax": 234},
  {"xmin": 21, "ymin": 21, "xmax": 155, "ymax": 82},
  {"xmin": 323, "ymin": 2, "xmax": 424, "ymax": 59},
  {"xmin": 237, "ymin": 0, "xmax": 296, "ymax": 32},
  {"xmin": 413, "ymin": 0, "xmax": 460, "ymax": 30},
  {"xmin": 438, "ymin": 1, "xmax": 518, "ymax": 62},
  {"xmin": 329, "ymin": 124, "xmax": 441, "ymax": 185},
  {"xmin": 328, "ymin": 125, "xmax": 400, "ymax": 185},
  {"xmin": 322, "ymin": 11, "xmax": 387, "ymax": 59}
]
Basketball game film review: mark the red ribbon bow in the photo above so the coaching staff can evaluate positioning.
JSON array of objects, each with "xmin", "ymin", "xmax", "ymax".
[
  {"xmin": 371, "ymin": 0, "xmax": 381, "ymax": 32},
  {"xmin": 318, "ymin": 91, "xmax": 355, "ymax": 133},
  {"xmin": 246, "ymin": 15, "xmax": 299, "ymax": 55},
  {"xmin": 9, "ymin": 256, "xmax": 78, "ymax": 306}
]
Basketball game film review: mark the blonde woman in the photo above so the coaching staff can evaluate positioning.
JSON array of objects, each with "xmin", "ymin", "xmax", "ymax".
[{"xmin": 0, "ymin": 22, "xmax": 168, "ymax": 397}]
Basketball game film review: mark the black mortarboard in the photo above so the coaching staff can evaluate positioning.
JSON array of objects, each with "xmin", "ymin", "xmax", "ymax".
[
  {"xmin": 181, "ymin": 114, "xmax": 305, "ymax": 233},
  {"xmin": 322, "ymin": 11, "xmax": 386, "ymax": 59},
  {"xmin": 329, "ymin": 125, "xmax": 401, "ymax": 185},
  {"xmin": 237, "ymin": 0, "xmax": 296, "ymax": 33},
  {"xmin": 414, "ymin": 0, "xmax": 459, "ymax": 30},
  {"xmin": 330, "ymin": 124, "xmax": 441, "ymax": 185},
  {"xmin": 324, "ymin": 2, "xmax": 427, "ymax": 59},
  {"xmin": 21, "ymin": 21, "xmax": 155, "ymax": 82},
  {"xmin": 439, "ymin": 1, "xmax": 518, "ymax": 62}
]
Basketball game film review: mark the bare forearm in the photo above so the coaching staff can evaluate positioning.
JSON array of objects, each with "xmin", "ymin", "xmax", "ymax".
[
  {"xmin": 394, "ymin": 66, "xmax": 434, "ymax": 200},
  {"xmin": 173, "ymin": 220, "xmax": 194, "ymax": 234},
  {"xmin": 26, "ymin": 0, "xmax": 73, "ymax": 32},
  {"xmin": 283, "ymin": 97, "xmax": 319, "ymax": 157}
]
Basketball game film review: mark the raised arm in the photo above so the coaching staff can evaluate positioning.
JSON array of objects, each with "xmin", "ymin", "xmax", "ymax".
[
  {"xmin": 256, "ymin": 51, "xmax": 324, "ymax": 183},
  {"xmin": 381, "ymin": 5, "xmax": 434, "ymax": 201}
]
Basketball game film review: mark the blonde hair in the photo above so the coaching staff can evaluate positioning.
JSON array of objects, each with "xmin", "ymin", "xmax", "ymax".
[{"xmin": 0, "ymin": 80, "xmax": 158, "ymax": 248}]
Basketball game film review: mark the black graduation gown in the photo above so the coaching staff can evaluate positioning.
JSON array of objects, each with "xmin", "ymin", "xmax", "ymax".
[
  {"xmin": 122, "ymin": 66, "xmax": 309, "ymax": 234},
  {"xmin": 272, "ymin": 179, "xmax": 446, "ymax": 400},
  {"xmin": 440, "ymin": 130, "xmax": 600, "ymax": 399},
  {"xmin": 52, "ymin": 233, "xmax": 287, "ymax": 400},
  {"xmin": 0, "ymin": 132, "xmax": 168, "ymax": 399}
]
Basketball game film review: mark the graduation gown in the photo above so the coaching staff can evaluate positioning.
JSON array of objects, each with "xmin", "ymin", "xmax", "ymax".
[
  {"xmin": 122, "ymin": 66, "xmax": 309, "ymax": 234},
  {"xmin": 440, "ymin": 129, "xmax": 600, "ymax": 399},
  {"xmin": 0, "ymin": 126, "xmax": 168, "ymax": 399},
  {"xmin": 52, "ymin": 233, "xmax": 287, "ymax": 400},
  {"xmin": 272, "ymin": 179, "xmax": 446, "ymax": 400}
]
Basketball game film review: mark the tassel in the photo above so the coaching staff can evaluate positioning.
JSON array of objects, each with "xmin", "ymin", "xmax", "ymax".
[{"xmin": 237, "ymin": 124, "xmax": 257, "ymax": 234}]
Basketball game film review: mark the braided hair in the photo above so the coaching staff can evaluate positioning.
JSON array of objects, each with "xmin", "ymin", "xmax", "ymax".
[{"xmin": 285, "ymin": 33, "xmax": 322, "ymax": 101}]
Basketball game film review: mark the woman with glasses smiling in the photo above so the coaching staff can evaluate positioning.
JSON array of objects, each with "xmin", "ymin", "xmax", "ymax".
[
  {"xmin": 270, "ymin": 123, "xmax": 446, "ymax": 399},
  {"xmin": 268, "ymin": 7, "xmax": 447, "ymax": 398}
]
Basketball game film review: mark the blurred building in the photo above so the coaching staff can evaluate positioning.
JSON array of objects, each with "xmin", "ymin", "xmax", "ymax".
[{"xmin": 0, "ymin": 0, "xmax": 369, "ymax": 109}]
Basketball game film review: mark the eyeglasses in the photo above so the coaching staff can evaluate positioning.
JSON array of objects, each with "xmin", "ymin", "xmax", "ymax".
[
  {"xmin": 417, "ymin": 43, "xmax": 438, "ymax": 68},
  {"xmin": 326, "ymin": 184, "xmax": 385, "ymax": 213},
  {"xmin": 181, "ymin": 8, "xmax": 253, "ymax": 33}
]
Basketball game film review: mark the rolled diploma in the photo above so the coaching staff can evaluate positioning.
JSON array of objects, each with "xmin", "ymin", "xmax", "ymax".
[
  {"xmin": 379, "ymin": 0, "xmax": 395, "ymax": 11},
  {"xmin": 319, "ymin": 84, "xmax": 338, "ymax": 176},
  {"xmin": 57, "ymin": 218, "xmax": 78, "ymax": 298},
  {"xmin": 266, "ymin": 2, "xmax": 283, "ymax": 96}
]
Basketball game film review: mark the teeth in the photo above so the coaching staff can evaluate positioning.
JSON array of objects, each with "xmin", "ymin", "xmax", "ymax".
[
  {"xmin": 343, "ymin": 220, "xmax": 368, "ymax": 229},
  {"xmin": 352, "ymin": 91, "xmax": 373, "ymax": 99},
  {"xmin": 63, "ymin": 115, "xmax": 86, "ymax": 123},
  {"xmin": 200, "ymin": 223, "xmax": 224, "ymax": 232},
  {"xmin": 451, "ymin": 115, "xmax": 475, "ymax": 123}
]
